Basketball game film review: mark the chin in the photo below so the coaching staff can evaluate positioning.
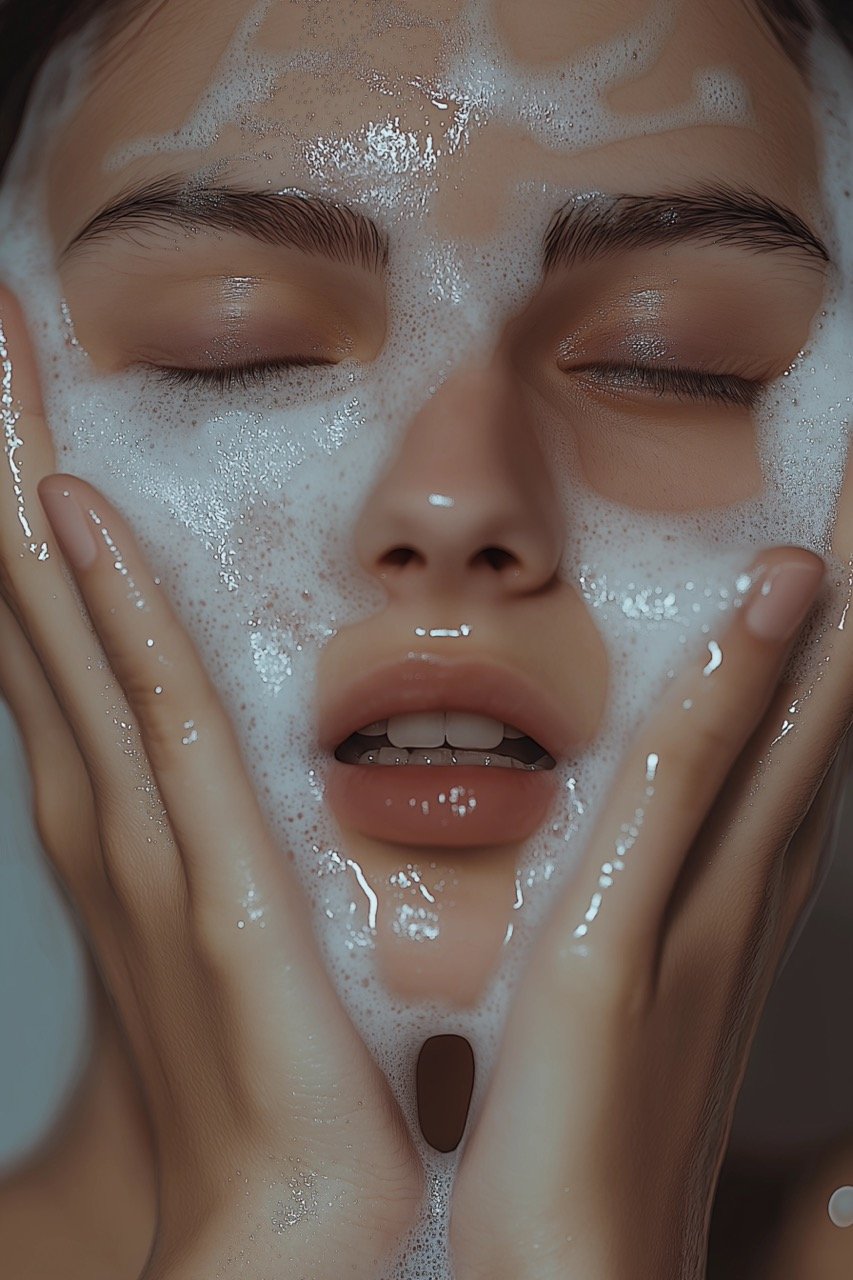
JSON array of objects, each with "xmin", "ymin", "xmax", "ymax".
[{"xmin": 333, "ymin": 820, "xmax": 531, "ymax": 1007}]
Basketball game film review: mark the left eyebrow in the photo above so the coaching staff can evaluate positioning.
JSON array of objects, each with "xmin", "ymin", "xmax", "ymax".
[
  {"xmin": 60, "ymin": 175, "xmax": 389, "ymax": 273},
  {"xmin": 542, "ymin": 186, "xmax": 831, "ymax": 275}
]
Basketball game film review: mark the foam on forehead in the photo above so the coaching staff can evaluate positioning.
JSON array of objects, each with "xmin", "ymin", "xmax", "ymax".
[
  {"xmin": 1, "ymin": 4, "xmax": 851, "ymax": 1276},
  {"xmin": 105, "ymin": 0, "xmax": 749, "ymax": 207}
]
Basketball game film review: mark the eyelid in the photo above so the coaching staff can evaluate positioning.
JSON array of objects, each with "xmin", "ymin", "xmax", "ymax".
[{"xmin": 134, "ymin": 329, "xmax": 349, "ymax": 366}]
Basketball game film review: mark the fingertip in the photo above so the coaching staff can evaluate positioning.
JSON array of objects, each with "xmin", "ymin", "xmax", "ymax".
[
  {"xmin": 744, "ymin": 552, "xmax": 825, "ymax": 643},
  {"xmin": 38, "ymin": 473, "xmax": 105, "ymax": 524},
  {"xmin": 38, "ymin": 478, "xmax": 99, "ymax": 572},
  {"xmin": 752, "ymin": 544, "xmax": 825, "ymax": 573},
  {"xmin": 38, "ymin": 471, "xmax": 82, "ymax": 501}
]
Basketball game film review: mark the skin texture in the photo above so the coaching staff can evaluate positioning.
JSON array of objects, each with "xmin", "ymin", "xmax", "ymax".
[
  {"xmin": 48, "ymin": 0, "xmax": 827, "ymax": 1003},
  {"xmin": 0, "ymin": 0, "xmax": 851, "ymax": 1276},
  {"xmin": 0, "ymin": 308, "xmax": 847, "ymax": 1280}
]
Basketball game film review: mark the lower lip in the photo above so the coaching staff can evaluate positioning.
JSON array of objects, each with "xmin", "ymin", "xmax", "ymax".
[{"xmin": 326, "ymin": 761, "xmax": 557, "ymax": 848}]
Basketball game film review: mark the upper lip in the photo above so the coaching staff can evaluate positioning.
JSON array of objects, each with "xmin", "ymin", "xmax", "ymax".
[{"xmin": 318, "ymin": 656, "xmax": 576, "ymax": 759}]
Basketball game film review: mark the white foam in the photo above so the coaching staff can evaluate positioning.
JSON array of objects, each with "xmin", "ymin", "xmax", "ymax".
[{"xmin": 0, "ymin": 5, "xmax": 850, "ymax": 1277}]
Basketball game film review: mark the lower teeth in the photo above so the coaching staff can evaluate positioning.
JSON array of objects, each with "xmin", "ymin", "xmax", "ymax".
[{"xmin": 356, "ymin": 747, "xmax": 536, "ymax": 769}]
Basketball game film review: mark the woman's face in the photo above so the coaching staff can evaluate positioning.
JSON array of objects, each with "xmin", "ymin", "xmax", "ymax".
[{"xmin": 0, "ymin": 0, "xmax": 846, "ymax": 1012}]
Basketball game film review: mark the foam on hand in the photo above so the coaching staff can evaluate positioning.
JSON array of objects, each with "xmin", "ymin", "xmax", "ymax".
[{"xmin": 0, "ymin": 3, "xmax": 850, "ymax": 1276}]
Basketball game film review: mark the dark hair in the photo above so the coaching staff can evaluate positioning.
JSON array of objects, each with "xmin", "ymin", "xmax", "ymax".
[
  {"xmin": 0, "ymin": 0, "xmax": 134, "ymax": 177},
  {"xmin": 756, "ymin": 0, "xmax": 853, "ymax": 60},
  {"xmin": 1, "ymin": 0, "xmax": 852, "ymax": 182}
]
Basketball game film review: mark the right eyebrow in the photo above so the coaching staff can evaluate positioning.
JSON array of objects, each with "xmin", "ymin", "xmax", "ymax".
[
  {"xmin": 60, "ymin": 176, "xmax": 390, "ymax": 273},
  {"xmin": 542, "ymin": 186, "xmax": 831, "ymax": 275}
]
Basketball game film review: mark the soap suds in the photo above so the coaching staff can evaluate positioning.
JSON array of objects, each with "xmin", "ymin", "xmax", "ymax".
[{"xmin": 0, "ymin": 4, "xmax": 850, "ymax": 1277}]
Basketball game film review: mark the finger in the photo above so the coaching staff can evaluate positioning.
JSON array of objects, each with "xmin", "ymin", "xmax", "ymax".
[
  {"xmin": 37, "ymin": 473, "xmax": 319, "ymax": 969},
  {"xmin": 1, "ymin": 296, "xmax": 381, "ymax": 1118},
  {"xmin": 38, "ymin": 471, "xmax": 386, "ymax": 1104},
  {"xmin": 783, "ymin": 430, "xmax": 853, "ymax": 763},
  {"xmin": 0, "ymin": 295, "xmax": 347, "ymax": 1075},
  {"xmin": 0, "ymin": 287, "xmax": 151, "ymax": 801},
  {"xmin": 0, "ymin": 591, "xmax": 96, "ymax": 877},
  {"xmin": 539, "ymin": 547, "xmax": 824, "ymax": 977},
  {"xmin": 661, "ymin": 678, "xmax": 850, "ymax": 976},
  {"xmin": 0, "ymin": 286, "xmax": 195, "ymax": 948},
  {"xmin": 0, "ymin": 591, "xmax": 145, "ymax": 981},
  {"xmin": 662, "ymin": 445, "xmax": 853, "ymax": 956}
]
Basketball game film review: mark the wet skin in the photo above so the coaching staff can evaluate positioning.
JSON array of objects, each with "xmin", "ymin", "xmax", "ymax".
[
  {"xmin": 0, "ymin": 1, "xmax": 846, "ymax": 1275},
  {"xmin": 50, "ymin": 0, "xmax": 827, "ymax": 1005}
]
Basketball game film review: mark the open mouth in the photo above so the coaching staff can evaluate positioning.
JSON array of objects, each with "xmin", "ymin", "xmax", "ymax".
[
  {"xmin": 334, "ymin": 711, "xmax": 556, "ymax": 770},
  {"xmin": 321, "ymin": 659, "xmax": 567, "ymax": 847}
]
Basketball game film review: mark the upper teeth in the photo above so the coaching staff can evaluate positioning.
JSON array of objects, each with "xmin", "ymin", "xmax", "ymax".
[{"xmin": 359, "ymin": 711, "xmax": 520, "ymax": 750}]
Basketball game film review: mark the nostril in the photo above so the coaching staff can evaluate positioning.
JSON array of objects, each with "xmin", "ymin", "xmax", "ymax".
[
  {"xmin": 379, "ymin": 546, "xmax": 424, "ymax": 570},
  {"xmin": 471, "ymin": 545, "xmax": 517, "ymax": 572}
]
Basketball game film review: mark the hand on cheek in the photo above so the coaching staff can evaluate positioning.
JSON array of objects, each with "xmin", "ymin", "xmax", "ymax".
[
  {"xmin": 449, "ymin": 545, "xmax": 840, "ymax": 1280},
  {"xmin": 0, "ymin": 288, "xmax": 424, "ymax": 1280}
]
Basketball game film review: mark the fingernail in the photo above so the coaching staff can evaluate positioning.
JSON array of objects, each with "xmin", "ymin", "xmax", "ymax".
[
  {"xmin": 745, "ymin": 559, "xmax": 824, "ymax": 642},
  {"xmin": 38, "ymin": 482, "xmax": 98, "ymax": 571}
]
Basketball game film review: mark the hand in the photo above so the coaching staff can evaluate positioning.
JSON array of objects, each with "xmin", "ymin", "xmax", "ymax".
[
  {"xmin": 450, "ymin": 520, "xmax": 852, "ymax": 1278},
  {"xmin": 0, "ymin": 287, "xmax": 423, "ymax": 1279}
]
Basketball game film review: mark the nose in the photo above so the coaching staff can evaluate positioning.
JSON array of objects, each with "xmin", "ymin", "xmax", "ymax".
[{"xmin": 354, "ymin": 363, "xmax": 564, "ymax": 601}]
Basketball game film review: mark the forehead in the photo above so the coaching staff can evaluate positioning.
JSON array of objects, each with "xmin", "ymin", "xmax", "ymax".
[{"xmin": 48, "ymin": 0, "xmax": 819, "ymax": 249}]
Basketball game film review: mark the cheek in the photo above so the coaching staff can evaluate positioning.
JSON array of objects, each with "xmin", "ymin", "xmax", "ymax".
[
  {"xmin": 527, "ymin": 379, "xmax": 764, "ymax": 515},
  {"xmin": 34, "ymin": 321, "xmax": 394, "ymax": 794},
  {"xmin": 521, "ymin": 588, "xmax": 610, "ymax": 748},
  {"xmin": 571, "ymin": 410, "xmax": 762, "ymax": 512}
]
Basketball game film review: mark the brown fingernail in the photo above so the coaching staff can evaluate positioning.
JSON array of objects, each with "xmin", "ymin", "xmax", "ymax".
[
  {"xmin": 39, "ymin": 482, "xmax": 98, "ymax": 571},
  {"xmin": 744, "ymin": 559, "xmax": 824, "ymax": 642}
]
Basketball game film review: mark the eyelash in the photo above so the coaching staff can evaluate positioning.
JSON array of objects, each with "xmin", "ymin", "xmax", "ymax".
[
  {"xmin": 577, "ymin": 361, "xmax": 764, "ymax": 408},
  {"xmin": 149, "ymin": 354, "xmax": 763, "ymax": 409},
  {"xmin": 149, "ymin": 356, "xmax": 333, "ymax": 391}
]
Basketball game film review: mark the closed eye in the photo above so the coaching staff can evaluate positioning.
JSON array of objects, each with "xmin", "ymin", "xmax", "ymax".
[
  {"xmin": 571, "ymin": 361, "xmax": 765, "ymax": 409},
  {"xmin": 144, "ymin": 356, "xmax": 337, "ymax": 392}
]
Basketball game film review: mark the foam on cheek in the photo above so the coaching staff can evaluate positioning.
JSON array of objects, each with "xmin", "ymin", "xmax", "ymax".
[{"xmin": 0, "ymin": 6, "xmax": 851, "ymax": 1278}]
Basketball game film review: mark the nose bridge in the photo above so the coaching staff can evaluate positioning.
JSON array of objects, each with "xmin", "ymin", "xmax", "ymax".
[
  {"xmin": 399, "ymin": 366, "xmax": 516, "ymax": 487},
  {"xmin": 354, "ymin": 362, "xmax": 564, "ymax": 596}
]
